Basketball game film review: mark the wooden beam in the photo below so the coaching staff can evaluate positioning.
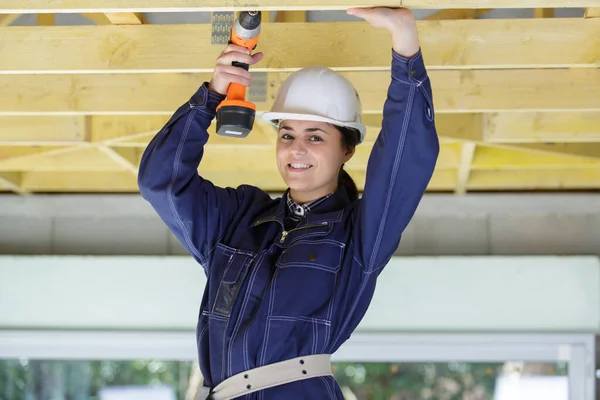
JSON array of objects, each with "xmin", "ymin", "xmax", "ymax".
[
  {"xmin": 96, "ymin": 145, "xmax": 139, "ymax": 175},
  {"xmin": 104, "ymin": 12, "xmax": 146, "ymax": 24},
  {"xmin": 0, "ymin": 146, "xmax": 123, "ymax": 171},
  {"xmin": 274, "ymin": 11, "xmax": 306, "ymax": 22},
  {"xmin": 82, "ymin": 13, "xmax": 112, "ymax": 25},
  {"xmin": 425, "ymin": 9, "xmax": 491, "ymax": 19},
  {"xmin": 584, "ymin": 8, "xmax": 600, "ymax": 17},
  {"xmin": 1, "ymin": 19, "xmax": 598, "ymax": 74},
  {"xmin": 0, "ymin": 172, "xmax": 27, "ymax": 194},
  {"xmin": 468, "ymin": 168, "xmax": 600, "ymax": 190},
  {"xmin": 455, "ymin": 142, "xmax": 476, "ymax": 194},
  {"xmin": 3, "ymin": 1, "xmax": 597, "ymax": 13},
  {"xmin": 36, "ymin": 13, "xmax": 54, "ymax": 25},
  {"xmin": 0, "ymin": 14, "xmax": 20, "ymax": 26},
  {"xmin": 534, "ymin": 8, "xmax": 555, "ymax": 18},
  {"xmin": 0, "ymin": 116, "xmax": 87, "ymax": 145},
  {"xmin": 2, "ymin": 67, "xmax": 598, "ymax": 115},
  {"xmin": 471, "ymin": 145, "xmax": 600, "ymax": 169},
  {"xmin": 484, "ymin": 112, "xmax": 600, "ymax": 143}
]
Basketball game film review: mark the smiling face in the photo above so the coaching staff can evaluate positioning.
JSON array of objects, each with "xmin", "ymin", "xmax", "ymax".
[{"xmin": 276, "ymin": 119, "xmax": 355, "ymax": 204}]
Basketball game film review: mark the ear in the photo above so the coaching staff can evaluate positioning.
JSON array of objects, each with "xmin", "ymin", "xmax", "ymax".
[{"xmin": 343, "ymin": 146, "xmax": 355, "ymax": 163}]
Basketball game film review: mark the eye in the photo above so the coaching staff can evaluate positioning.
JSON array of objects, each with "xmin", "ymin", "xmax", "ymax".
[
  {"xmin": 309, "ymin": 135, "xmax": 323, "ymax": 142},
  {"xmin": 280, "ymin": 133, "xmax": 293, "ymax": 140}
]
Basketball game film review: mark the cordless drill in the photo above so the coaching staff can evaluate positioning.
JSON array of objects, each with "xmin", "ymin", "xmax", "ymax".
[{"xmin": 216, "ymin": 11, "xmax": 262, "ymax": 138}]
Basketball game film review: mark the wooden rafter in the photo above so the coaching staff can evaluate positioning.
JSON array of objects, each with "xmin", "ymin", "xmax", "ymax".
[
  {"xmin": 0, "ymin": 14, "xmax": 19, "ymax": 26},
  {"xmin": 1, "ymin": 68, "xmax": 598, "ymax": 115},
  {"xmin": 425, "ymin": 9, "xmax": 491, "ymax": 19},
  {"xmin": 455, "ymin": 142, "xmax": 476, "ymax": 195},
  {"xmin": 584, "ymin": 8, "xmax": 600, "ymax": 17},
  {"xmin": 0, "ymin": 172, "xmax": 27, "ymax": 194},
  {"xmin": 1, "ymin": 19, "xmax": 598, "ymax": 73},
  {"xmin": 3, "ymin": 0, "xmax": 598, "ymax": 13}
]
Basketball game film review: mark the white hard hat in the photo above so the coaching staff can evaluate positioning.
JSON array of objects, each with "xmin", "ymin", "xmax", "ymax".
[{"xmin": 261, "ymin": 66, "xmax": 367, "ymax": 144}]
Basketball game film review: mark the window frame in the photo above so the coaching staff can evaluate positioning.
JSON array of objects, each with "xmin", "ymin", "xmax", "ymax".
[{"xmin": 0, "ymin": 330, "xmax": 594, "ymax": 400}]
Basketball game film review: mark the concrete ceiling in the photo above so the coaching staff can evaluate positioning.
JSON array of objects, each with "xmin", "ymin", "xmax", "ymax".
[{"xmin": 0, "ymin": 2, "xmax": 599, "ymax": 195}]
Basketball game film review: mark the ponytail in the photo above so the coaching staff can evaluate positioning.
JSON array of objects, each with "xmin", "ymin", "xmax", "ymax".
[{"xmin": 338, "ymin": 165, "xmax": 358, "ymax": 202}]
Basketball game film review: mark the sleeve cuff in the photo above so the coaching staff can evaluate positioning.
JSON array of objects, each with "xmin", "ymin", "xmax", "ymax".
[
  {"xmin": 391, "ymin": 48, "xmax": 428, "ymax": 86},
  {"xmin": 189, "ymin": 82, "xmax": 227, "ymax": 113}
]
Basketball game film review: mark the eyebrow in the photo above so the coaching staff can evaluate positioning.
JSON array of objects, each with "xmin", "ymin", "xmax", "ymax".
[{"xmin": 280, "ymin": 125, "xmax": 330, "ymax": 135}]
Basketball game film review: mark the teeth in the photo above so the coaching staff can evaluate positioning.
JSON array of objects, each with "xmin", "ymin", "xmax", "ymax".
[{"xmin": 290, "ymin": 163, "xmax": 311, "ymax": 169}]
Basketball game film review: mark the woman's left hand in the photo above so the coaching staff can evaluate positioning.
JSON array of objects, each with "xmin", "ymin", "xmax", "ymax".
[{"xmin": 347, "ymin": 6, "xmax": 420, "ymax": 59}]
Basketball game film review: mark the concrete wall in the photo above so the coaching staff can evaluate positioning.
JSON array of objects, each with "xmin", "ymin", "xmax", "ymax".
[{"xmin": 1, "ymin": 193, "xmax": 598, "ymax": 257}]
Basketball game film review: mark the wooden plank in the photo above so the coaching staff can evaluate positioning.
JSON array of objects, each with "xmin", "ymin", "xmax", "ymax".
[
  {"xmin": 0, "ymin": 171, "xmax": 26, "ymax": 194},
  {"xmin": 3, "ymin": 0, "xmax": 596, "ymax": 13},
  {"xmin": 1, "ymin": 68, "xmax": 599, "ymax": 115},
  {"xmin": 455, "ymin": 142, "xmax": 476, "ymax": 194},
  {"xmin": 468, "ymin": 168, "xmax": 600, "ymax": 190},
  {"xmin": 1, "ymin": 19, "xmax": 598, "ymax": 73},
  {"xmin": 534, "ymin": 8, "xmax": 555, "ymax": 18},
  {"xmin": 0, "ymin": 146, "xmax": 122, "ymax": 171},
  {"xmin": 584, "ymin": 8, "xmax": 600, "ymax": 17},
  {"xmin": 505, "ymin": 143, "xmax": 600, "ymax": 161},
  {"xmin": 0, "ymin": 116, "xmax": 86, "ymax": 145},
  {"xmin": 0, "ymin": 14, "xmax": 20, "ymax": 26},
  {"xmin": 471, "ymin": 145, "xmax": 600, "ymax": 169},
  {"xmin": 484, "ymin": 112, "xmax": 600, "ymax": 143},
  {"xmin": 104, "ymin": 12, "xmax": 146, "ymax": 24},
  {"xmin": 82, "ymin": 13, "xmax": 112, "ymax": 25},
  {"xmin": 96, "ymin": 145, "xmax": 139, "ymax": 175},
  {"xmin": 274, "ymin": 11, "xmax": 306, "ymax": 22},
  {"xmin": 425, "ymin": 9, "xmax": 491, "ymax": 19},
  {"xmin": 22, "ymin": 171, "xmax": 138, "ymax": 192},
  {"xmin": 37, "ymin": 13, "xmax": 54, "ymax": 26}
]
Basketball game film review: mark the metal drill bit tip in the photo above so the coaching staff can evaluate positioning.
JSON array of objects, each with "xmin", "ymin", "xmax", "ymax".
[{"xmin": 248, "ymin": 11, "xmax": 259, "ymax": 16}]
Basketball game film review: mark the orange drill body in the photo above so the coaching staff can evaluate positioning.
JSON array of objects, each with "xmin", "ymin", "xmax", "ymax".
[{"xmin": 216, "ymin": 12, "xmax": 261, "ymax": 137}]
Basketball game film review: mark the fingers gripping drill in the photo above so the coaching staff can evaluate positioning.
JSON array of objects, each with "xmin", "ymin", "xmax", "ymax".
[{"xmin": 216, "ymin": 11, "xmax": 262, "ymax": 138}]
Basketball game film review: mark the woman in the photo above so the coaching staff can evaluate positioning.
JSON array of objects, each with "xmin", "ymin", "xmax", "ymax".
[{"xmin": 138, "ymin": 6, "xmax": 439, "ymax": 400}]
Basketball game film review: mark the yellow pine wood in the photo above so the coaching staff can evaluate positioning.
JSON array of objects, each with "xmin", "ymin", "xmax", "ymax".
[
  {"xmin": 484, "ymin": 112, "xmax": 600, "ymax": 143},
  {"xmin": 471, "ymin": 145, "xmax": 600, "ymax": 169},
  {"xmin": 274, "ymin": 11, "xmax": 307, "ymax": 22},
  {"xmin": 468, "ymin": 168, "xmax": 600, "ymax": 190},
  {"xmin": 534, "ymin": 8, "xmax": 555, "ymax": 17},
  {"xmin": 584, "ymin": 8, "xmax": 600, "ymax": 17},
  {"xmin": 5, "ymin": 0, "xmax": 597, "ymax": 13},
  {"xmin": 96, "ymin": 145, "xmax": 138, "ymax": 174},
  {"xmin": 2, "ymin": 68, "xmax": 599, "ymax": 115},
  {"xmin": 1, "ymin": 19, "xmax": 598, "ymax": 73},
  {"xmin": 82, "ymin": 13, "xmax": 112, "ymax": 25},
  {"xmin": 425, "ymin": 9, "xmax": 491, "ymax": 19},
  {"xmin": 0, "ymin": 146, "xmax": 65, "ymax": 162},
  {"xmin": 0, "ymin": 116, "xmax": 86, "ymax": 144},
  {"xmin": 0, "ymin": 146, "xmax": 122, "ymax": 171},
  {"xmin": 455, "ymin": 142, "xmax": 476, "ymax": 194},
  {"xmin": 104, "ymin": 12, "xmax": 146, "ymax": 24},
  {"xmin": 21, "ymin": 170, "xmax": 137, "ymax": 192},
  {"xmin": 0, "ymin": 172, "xmax": 26, "ymax": 194},
  {"xmin": 507, "ymin": 143, "xmax": 600, "ymax": 161},
  {"xmin": 36, "ymin": 13, "xmax": 54, "ymax": 25},
  {"xmin": 0, "ymin": 14, "xmax": 20, "ymax": 26}
]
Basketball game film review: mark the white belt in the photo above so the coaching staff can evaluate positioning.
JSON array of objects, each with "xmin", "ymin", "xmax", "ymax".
[{"xmin": 206, "ymin": 354, "xmax": 333, "ymax": 400}]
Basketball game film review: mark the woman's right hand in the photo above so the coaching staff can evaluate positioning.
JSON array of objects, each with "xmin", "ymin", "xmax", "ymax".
[{"xmin": 208, "ymin": 44, "xmax": 264, "ymax": 96}]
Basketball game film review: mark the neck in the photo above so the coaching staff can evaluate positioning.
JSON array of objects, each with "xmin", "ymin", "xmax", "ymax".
[{"xmin": 289, "ymin": 186, "xmax": 336, "ymax": 205}]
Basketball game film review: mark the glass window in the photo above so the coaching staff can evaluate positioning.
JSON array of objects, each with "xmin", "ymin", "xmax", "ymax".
[
  {"xmin": 1, "ymin": 359, "xmax": 568, "ymax": 400},
  {"xmin": 333, "ymin": 362, "xmax": 568, "ymax": 400}
]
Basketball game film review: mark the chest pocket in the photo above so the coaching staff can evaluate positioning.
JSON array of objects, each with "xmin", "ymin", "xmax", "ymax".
[
  {"xmin": 210, "ymin": 243, "xmax": 256, "ymax": 318},
  {"xmin": 271, "ymin": 240, "xmax": 344, "ymax": 320}
]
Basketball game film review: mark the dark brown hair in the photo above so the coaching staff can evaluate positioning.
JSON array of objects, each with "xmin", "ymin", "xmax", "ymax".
[{"xmin": 335, "ymin": 125, "xmax": 361, "ymax": 202}]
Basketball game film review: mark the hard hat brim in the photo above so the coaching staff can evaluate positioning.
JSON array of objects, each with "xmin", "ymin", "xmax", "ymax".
[{"xmin": 260, "ymin": 112, "xmax": 366, "ymax": 144}]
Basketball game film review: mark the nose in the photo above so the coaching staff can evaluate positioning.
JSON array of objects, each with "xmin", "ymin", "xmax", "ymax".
[{"xmin": 289, "ymin": 138, "xmax": 307, "ymax": 156}]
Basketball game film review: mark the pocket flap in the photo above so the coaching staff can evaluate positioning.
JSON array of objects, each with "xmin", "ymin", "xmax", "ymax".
[{"xmin": 277, "ymin": 240, "xmax": 344, "ymax": 273}]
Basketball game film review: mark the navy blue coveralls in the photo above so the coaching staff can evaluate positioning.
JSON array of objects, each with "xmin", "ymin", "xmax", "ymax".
[{"xmin": 138, "ymin": 49, "xmax": 439, "ymax": 399}]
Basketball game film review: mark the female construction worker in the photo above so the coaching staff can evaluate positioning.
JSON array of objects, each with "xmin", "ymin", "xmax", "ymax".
[{"xmin": 138, "ymin": 6, "xmax": 438, "ymax": 400}]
